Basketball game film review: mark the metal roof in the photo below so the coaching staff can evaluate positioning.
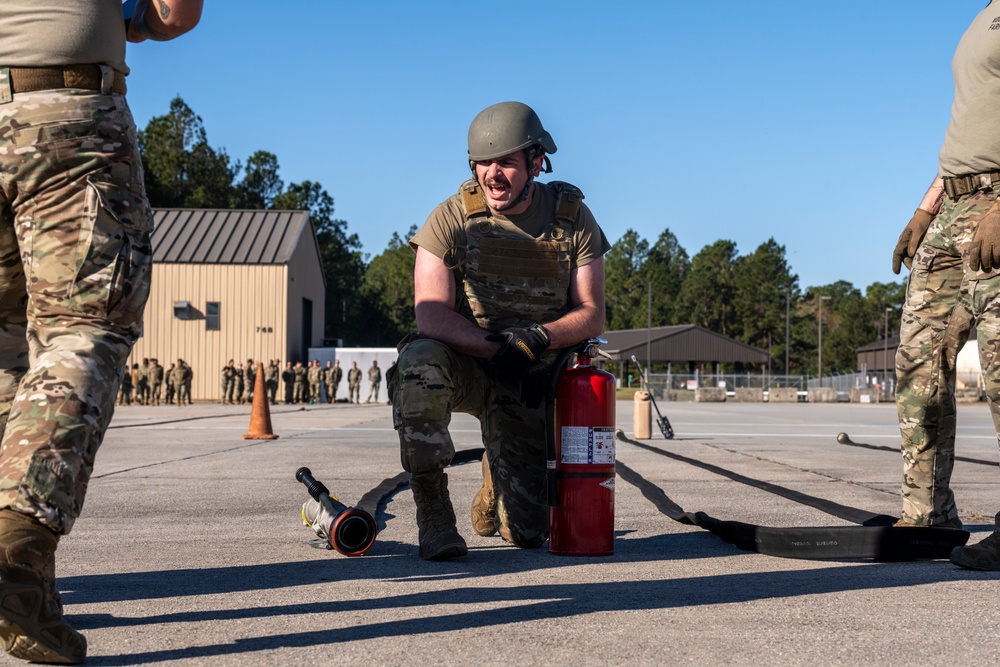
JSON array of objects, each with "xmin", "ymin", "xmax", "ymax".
[
  {"xmin": 151, "ymin": 209, "xmax": 314, "ymax": 265},
  {"xmin": 601, "ymin": 324, "xmax": 769, "ymax": 364}
]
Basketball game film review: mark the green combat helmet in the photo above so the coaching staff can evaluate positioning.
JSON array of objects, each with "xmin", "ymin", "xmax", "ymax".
[
  {"xmin": 467, "ymin": 102, "xmax": 557, "ymax": 208},
  {"xmin": 467, "ymin": 101, "xmax": 557, "ymax": 167}
]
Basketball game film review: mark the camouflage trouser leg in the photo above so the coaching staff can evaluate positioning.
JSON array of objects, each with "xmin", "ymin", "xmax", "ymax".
[
  {"xmin": 896, "ymin": 190, "xmax": 990, "ymax": 525},
  {"xmin": 391, "ymin": 337, "xmax": 548, "ymax": 547},
  {"xmin": 0, "ymin": 86, "xmax": 152, "ymax": 534},
  {"xmin": 972, "ymin": 276, "xmax": 1000, "ymax": 456}
]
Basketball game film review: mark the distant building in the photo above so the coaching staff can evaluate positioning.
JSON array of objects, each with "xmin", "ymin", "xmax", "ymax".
[
  {"xmin": 127, "ymin": 209, "xmax": 326, "ymax": 401},
  {"xmin": 600, "ymin": 324, "xmax": 769, "ymax": 378}
]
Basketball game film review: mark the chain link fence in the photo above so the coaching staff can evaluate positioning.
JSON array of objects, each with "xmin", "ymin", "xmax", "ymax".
[{"xmin": 634, "ymin": 371, "xmax": 897, "ymax": 401}]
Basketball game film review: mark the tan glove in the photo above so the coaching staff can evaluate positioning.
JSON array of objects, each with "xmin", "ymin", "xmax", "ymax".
[
  {"xmin": 969, "ymin": 200, "xmax": 1000, "ymax": 273},
  {"xmin": 892, "ymin": 209, "xmax": 934, "ymax": 274}
]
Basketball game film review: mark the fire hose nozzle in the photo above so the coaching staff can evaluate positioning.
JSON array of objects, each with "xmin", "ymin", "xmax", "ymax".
[{"xmin": 295, "ymin": 467, "xmax": 377, "ymax": 556}]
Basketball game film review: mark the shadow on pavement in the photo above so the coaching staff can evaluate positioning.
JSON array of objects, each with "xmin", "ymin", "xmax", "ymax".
[{"xmin": 69, "ymin": 556, "xmax": 985, "ymax": 665}]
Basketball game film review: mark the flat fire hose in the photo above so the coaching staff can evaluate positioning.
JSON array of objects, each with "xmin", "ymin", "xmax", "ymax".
[
  {"xmin": 615, "ymin": 431, "xmax": 969, "ymax": 560},
  {"xmin": 356, "ymin": 447, "xmax": 486, "ymax": 519}
]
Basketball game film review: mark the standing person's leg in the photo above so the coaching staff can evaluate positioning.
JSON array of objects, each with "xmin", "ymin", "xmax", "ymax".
[
  {"xmin": 0, "ymin": 88, "xmax": 152, "ymax": 662},
  {"xmin": 951, "ymin": 271, "xmax": 1000, "ymax": 568},
  {"xmin": 895, "ymin": 203, "xmax": 974, "ymax": 527}
]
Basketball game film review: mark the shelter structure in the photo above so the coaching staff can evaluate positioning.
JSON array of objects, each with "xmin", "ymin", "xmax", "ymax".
[
  {"xmin": 127, "ymin": 209, "xmax": 326, "ymax": 401},
  {"xmin": 599, "ymin": 325, "xmax": 769, "ymax": 380}
]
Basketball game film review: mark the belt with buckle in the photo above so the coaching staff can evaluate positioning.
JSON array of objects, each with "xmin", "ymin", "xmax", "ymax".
[
  {"xmin": 8, "ymin": 65, "xmax": 126, "ymax": 95},
  {"xmin": 943, "ymin": 171, "xmax": 1000, "ymax": 199}
]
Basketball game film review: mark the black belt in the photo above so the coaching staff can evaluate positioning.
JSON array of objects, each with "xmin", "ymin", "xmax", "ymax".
[
  {"xmin": 7, "ymin": 65, "xmax": 126, "ymax": 95},
  {"xmin": 943, "ymin": 171, "xmax": 1000, "ymax": 199}
]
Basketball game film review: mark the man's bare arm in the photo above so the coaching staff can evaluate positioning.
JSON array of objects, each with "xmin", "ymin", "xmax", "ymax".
[
  {"xmin": 542, "ymin": 258, "xmax": 606, "ymax": 350},
  {"xmin": 128, "ymin": 0, "xmax": 203, "ymax": 43},
  {"xmin": 918, "ymin": 176, "xmax": 945, "ymax": 215},
  {"xmin": 413, "ymin": 246, "xmax": 500, "ymax": 358}
]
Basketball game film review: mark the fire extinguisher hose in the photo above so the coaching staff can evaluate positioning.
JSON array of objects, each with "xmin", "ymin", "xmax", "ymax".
[{"xmin": 614, "ymin": 431, "xmax": 969, "ymax": 561}]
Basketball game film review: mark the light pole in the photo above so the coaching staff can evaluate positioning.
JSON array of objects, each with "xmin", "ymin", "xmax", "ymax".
[
  {"xmin": 785, "ymin": 291, "xmax": 790, "ymax": 376},
  {"xmin": 818, "ymin": 296, "xmax": 832, "ymax": 387}
]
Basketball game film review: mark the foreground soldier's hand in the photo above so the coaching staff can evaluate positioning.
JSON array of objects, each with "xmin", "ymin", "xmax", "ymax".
[
  {"xmin": 892, "ymin": 208, "xmax": 934, "ymax": 274},
  {"xmin": 485, "ymin": 324, "xmax": 551, "ymax": 381},
  {"xmin": 970, "ymin": 200, "xmax": 1000, "ymax": 273}
]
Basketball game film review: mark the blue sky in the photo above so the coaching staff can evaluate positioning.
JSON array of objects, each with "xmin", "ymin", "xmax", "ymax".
[{"xmin": 124, "ymin": 1, "xmax": 984, "ymax": 294}]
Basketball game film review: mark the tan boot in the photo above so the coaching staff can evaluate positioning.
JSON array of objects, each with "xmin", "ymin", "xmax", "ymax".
[
  {"xmin": 0, "ymin": 510, "xmax": 86, "ymax": 664},
  {"xmin": 410, "ymin": 472, "xmax": 467, "ymax": 561},
  {"xmin": 470, "ymin": 453, "xmax": 497, "ymax": 537}
]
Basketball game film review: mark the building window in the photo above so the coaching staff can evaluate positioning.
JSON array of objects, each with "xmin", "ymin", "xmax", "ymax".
[{"xmin": 206, "ymin": 302, "xmax": 220, "ymax": 331}]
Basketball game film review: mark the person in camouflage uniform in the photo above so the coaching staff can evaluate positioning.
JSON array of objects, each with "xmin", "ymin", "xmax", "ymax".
[
  {"xmin": 136, "ymin": 358, "xmax": 150, "ymax": 405},
  {"xmin": 265, "ymin": 360, "xmax": 279, "ymax": 404},
  {"xmin": 347, "ymin": 362, "xmax": 362, "ymax": 404},
  {"xmin": 892, "ymin": 2, "xmax": 1000, "ymax": 570},
  {"xmin": 164, "ymin": 362, "xmax": 176, "ymax": 405},
  {"xmin": 221, "ymin": 359, "xmax": 235, "ymax": 404},
  {"xmin": 292, "ymin": 361, "xmax": 307, "ymax": 404},
  {"xmin": 245, "ymin": 359, "xmax": 255, "ymax": 405},
  {"xmin": 130, "ymin": 363, "xmax": 142, "ymax": 404},
  {"xmin": 307, "ymin": 360, "xmax": 322, "ymax": 404},
  {"xmin": 366, "ymin": 360, "xmax": 382, "ymax": 403},
  {"xmin": 234, "ymin": 362, "xmax": 246, "ymax": 405},
  {"xmin": 149, "ymin": 358, "xmax": 164, "ymax": 406},
  {"xmin": 118, "ymin": 366, "xmax": 133, "ymax": 406},
  {"xmin": 324, "ymin": 359, "xmax": 342, "ymax": 403},
  {"xmin": 180, "ymin": 360, "xmax": 193, "ymax": 406},
  {"xmin": 389, "ymin": 102, "xmax": 610, "ymax": 561},
  {"xmin": 281, "ymin": 361, "xmax": 294, "ymax": 404},
  {"xmin": 172, "ymin": 359, "xmax": 191, "ymax": 406},
  {"xmin": 0, "ymin": 1, "xmax": 202, "ymax": 661}
]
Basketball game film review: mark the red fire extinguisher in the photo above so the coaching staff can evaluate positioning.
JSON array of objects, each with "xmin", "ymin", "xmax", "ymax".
[{"xmin": 549, "ymin": 350, "xmax": 617, "ymax": 556}]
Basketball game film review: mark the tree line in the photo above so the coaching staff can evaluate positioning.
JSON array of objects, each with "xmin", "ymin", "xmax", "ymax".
[{"xmin": 139, "ymin": 97, "xmax": 903, "ymax": 375}]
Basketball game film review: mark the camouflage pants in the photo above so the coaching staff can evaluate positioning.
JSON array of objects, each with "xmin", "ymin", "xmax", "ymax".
[
  {"xmin": 0, "ymin": 82, "xmax": 152, "ymax": 534},
  {"xmin": 390, "ymin": 337, "xmax": 548, "ymax": 548},
  {"xmin": 895, "ymin": 188, "xmax": 1000, "ymax": 525}
]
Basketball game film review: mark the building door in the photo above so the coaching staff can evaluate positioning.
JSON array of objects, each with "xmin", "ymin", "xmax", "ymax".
[{"xmin": 301, "ymin": 298, "xmax": 313, "ymax": 360}]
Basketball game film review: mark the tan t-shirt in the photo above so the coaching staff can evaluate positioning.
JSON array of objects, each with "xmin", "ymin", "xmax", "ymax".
[
  {"xmin": 0, "ymin": 0, "xmax": 128, "ymax": 75},
  {"xmin": 412, "ymin": 181, "xmax": 611, "ymax": 268},
  {"xmin": 938, "ymin": 0, "xmax": 1000, "ymax": 177}
]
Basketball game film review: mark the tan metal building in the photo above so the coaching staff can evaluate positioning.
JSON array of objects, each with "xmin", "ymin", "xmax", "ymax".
[{"xmin": 127, "ymin": 209, "xmax": 326, "ymax": 401}]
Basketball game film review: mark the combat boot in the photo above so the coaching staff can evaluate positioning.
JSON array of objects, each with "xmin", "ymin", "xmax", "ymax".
[
  {"xmin": 470, "ymin": 453, "xmax": 497, "ymax": 537},
  {"xmin": 0, "ymin": 510, "xmax": 86, "ymax": 664},
  {"xmin": 951, "ymin": 514, "xmax": 1000, "ymax": 570},
  {"xmin": 410, "ymin": 471, "xmax": 467, "ymax": 561}
]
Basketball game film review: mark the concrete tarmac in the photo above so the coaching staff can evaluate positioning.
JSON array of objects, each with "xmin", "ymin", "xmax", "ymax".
[{"xmin": 27, "ymin": 399, "xmax": 1000, "ymax": 666}]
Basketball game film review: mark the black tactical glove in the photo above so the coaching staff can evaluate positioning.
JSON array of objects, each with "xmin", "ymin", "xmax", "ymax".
[
  {"xmin": 485, "ymin": 324, "xmax": 552, "ymax": 382},
  {"xmin": 970, "ymin": 200, "xmax": 1000, "ymax": 273},
  {"xmin": 891, "ymin": 208, "xmax": 934, "ymax": 274}
]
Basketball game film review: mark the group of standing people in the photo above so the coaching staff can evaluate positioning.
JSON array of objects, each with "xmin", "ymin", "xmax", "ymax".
[
  {"xmin": 220, "ymin": 358, "xmax": 260, "ymax": 405},
  {"xmin": 118, "ymin": 358, "xmax": 193, "ymax": 407},
  {"xmin": 275, "ymin": 359, "xmax": 382, "ymax": 405}
]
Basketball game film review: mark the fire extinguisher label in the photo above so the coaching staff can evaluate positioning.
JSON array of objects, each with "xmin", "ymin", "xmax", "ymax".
[{"xmin": 561, "ymin": 426, "xmax": 617, "ymax": 464}]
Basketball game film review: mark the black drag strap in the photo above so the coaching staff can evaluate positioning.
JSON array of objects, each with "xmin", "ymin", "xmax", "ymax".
[
  {"xmin": 615, "ymin": 432, "xmax": 968, "ymax": 560},
  {"xmin": 836, "ymin": 432, "xmax": 998, "ymax": 468},
  {"xmin": 358, "ymin": 447, "xmax": 486, "ymax": 518}
]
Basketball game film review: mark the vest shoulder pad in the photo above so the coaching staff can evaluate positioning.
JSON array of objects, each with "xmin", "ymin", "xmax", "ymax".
[
  {"xmin": 458, "ymin": 179, "xmax": 489, "ymax": 219},
  {"xmin": 547, "ymin": 181, "xmax": 585, "ymax": 227}
]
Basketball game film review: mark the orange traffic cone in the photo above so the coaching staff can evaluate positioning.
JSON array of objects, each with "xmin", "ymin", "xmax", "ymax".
[{"xmin": 244, "ymin": 362, "xmax": 278, "ymax": 440}]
